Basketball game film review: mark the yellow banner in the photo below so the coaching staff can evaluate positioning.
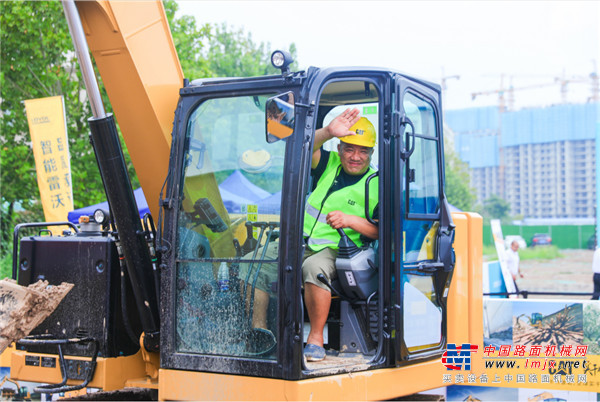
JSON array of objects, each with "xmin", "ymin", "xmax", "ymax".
[{"xmin": 24, "ymin": 96, "xmax": 73, "ymax": 223}]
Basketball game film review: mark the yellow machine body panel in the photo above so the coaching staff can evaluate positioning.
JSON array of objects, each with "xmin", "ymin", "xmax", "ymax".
[
  {"xmin": 159, "ymin": 361, "xmax": 446, "ymax": 401},
  {"xmin": 10, "ymin": 350, "xmax": 153, "ymax": 392},
  {"xmin": 76, "ymin": 0, "xmax": 183, "ymax": 217},
  {"xmin": 448, "ymin": 212, "xmax": 484, "ymax": 348}
]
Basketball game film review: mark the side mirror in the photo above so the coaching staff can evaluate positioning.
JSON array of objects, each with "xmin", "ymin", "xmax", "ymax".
[{"xmin": 265, "ymin": 92, "xmax": 295, "ymax": 143}]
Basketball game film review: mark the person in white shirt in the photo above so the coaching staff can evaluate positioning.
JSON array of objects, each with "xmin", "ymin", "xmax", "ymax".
[
  {"xmin": 505, "ymin": 240, "xmax": 522, "ymax": 292},
  {"xmin": 592, "ymin": 246, "xmax": 600, "ymax": 300}
]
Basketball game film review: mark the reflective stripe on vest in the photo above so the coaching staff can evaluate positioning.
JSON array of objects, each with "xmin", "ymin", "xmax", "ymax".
[
  {"xmin": 305, "ymin": 204, "xmax": 328, "ymax": 224},
  {"xmin": 307, "ymin": 237, "xmax": 336, "ymax": 247},
  {"xmin": 303, "ymin": 152, "xmax": 378, "ymax": 252}
]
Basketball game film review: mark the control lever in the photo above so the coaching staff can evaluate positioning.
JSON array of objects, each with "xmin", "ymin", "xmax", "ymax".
[
  {"xmin": 192, "ymin": 198, "xmax": 227, "ymax": 232},
  {"xmin": 336, "ymin": 228, "xmax": 360, "ymax": 258},
  {"xmin": 241, "ymin": 222, "xmax": 259, "ymax": 255},
  {"xmin": 233, "ymin": 239, "xmax": 242, "ymax": 257}
]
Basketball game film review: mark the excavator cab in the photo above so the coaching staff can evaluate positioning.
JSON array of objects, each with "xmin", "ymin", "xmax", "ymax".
[
  {"xmin": 9, "ymin": 59, "xmax": 457, "ymax": 398},
  {"xmin": 159, "ymin": 60, "xmax": 456, "ymax": 382}
]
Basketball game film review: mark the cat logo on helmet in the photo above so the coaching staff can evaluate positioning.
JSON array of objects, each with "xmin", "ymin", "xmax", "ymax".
[{"xmin": 340, "ymin": 117, "xmax": 376, "ymax": 148}]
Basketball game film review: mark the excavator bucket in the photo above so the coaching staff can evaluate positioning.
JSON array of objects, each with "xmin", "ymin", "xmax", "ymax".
[{"xmin": 0, "ymin": 279, "xmax": 73, "ymax": 353}]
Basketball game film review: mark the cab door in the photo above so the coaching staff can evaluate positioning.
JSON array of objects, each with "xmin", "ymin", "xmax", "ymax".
[
  {"xmin": 160, "ymin": 76, "xmax": 307, "ymax": 380},
  {"xmin": 393, "ymin": 77, "xmax": 455, "ymax": 363}
]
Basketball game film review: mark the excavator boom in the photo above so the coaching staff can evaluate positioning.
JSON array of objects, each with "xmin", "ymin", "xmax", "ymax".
[{"xmin": 75, "ymin": 0, "xmax": 183, "ymax": 217}]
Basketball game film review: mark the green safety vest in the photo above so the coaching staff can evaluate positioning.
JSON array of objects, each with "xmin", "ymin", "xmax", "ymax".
[{"xmin": 303, "ymin": 152, "xmax": 379, "ymax": 252}]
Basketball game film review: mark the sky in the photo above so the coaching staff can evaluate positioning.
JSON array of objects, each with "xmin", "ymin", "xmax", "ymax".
[{"xmin": 176, "ymin": 0, "xmax": 599, "ymax": 111}]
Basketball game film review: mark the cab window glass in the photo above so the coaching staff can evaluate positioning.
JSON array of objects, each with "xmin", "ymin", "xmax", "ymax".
[
  {"xmin": 405, "ymin": 92, "xmax": 440, "ymax": 216},
  {"xmin": 401, "ymin": 91, "xmax": 443, "ymax": 352},
  {"xmin": 404, "ymin": 92, "xmax": 441, "ymax": 262},
  {"xmin": 175, "ymin": 95, "xmax": 285, "ymax": 360}
]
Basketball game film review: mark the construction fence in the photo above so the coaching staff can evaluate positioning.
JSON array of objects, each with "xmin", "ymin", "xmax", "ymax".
[{"xmin": 482, "ymin": 224, "xmax": 596, "ymax": 249}]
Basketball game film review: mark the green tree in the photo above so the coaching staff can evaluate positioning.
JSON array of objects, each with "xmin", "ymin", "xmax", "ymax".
[
  {"xmin": 482, "ymin": 194, "xmax": 511, "ymax": 220},
  {"xmin": 163, "ymin": 0, "xmax": 212, "ymax": 79},
  {"xmin": 444, "ymin": 149, "xmax": 476, "ymax": 211},
  {"xmin": 205, "ymin": 23, "xmax": 297, "ymax": 78},
  {"xmin": 164, "ymin": 0, "xmax": 297, "ymax": 79},
  {"xmin": 1, "ymin": 2, "xmax": 107, "ymax": 256}
]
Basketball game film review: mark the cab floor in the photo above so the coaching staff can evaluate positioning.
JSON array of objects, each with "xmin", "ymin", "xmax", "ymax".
[{"xmin": 304, "ymin": 352, "xmax": 372, "ymax": 373}]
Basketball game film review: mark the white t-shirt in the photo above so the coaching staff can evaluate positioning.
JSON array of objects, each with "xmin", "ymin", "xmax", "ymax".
[
  {"xmin": 505, "ymin": 248, "xmax": 520, "ymax": 277},
  {"xmin": 593, "ymin": 247, "xmax": 600, "ymax": 274}
]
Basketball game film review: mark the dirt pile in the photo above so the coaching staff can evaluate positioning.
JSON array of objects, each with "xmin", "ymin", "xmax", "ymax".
[{"xmin": 0, "ymin": 278, "xmax": 73, "ymax": 353}]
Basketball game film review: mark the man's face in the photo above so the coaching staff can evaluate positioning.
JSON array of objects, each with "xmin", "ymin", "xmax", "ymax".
[
  {"xmin": 338, "ymin": 142, "xmax": 373, "ymax": 175},
  {"xmin": 511, "ymin": 241, "xmax": 519, "ymax": 251}
]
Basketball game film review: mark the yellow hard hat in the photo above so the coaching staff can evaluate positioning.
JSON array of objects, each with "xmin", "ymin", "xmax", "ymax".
[{"xmin": 340, "ymin": 117, "xmax": 376, "ymax": 148}]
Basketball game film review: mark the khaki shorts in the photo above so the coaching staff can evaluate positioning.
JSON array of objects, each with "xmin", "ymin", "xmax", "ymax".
[
  {"xmin": 238, "ymin": 244, "xmax": 338, "ymax": 294},
  {"xmin": 302, "ymin": 247, "xmax": 338, "ymax": 292}
]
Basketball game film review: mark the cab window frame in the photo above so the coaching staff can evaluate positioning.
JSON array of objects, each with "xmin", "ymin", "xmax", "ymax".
[{"xmin": 402, "ymin": 88, "xmax": 443, "ymax": 222}]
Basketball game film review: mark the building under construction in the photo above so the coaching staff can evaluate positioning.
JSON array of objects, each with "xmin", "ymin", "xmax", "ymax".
[{"xmin": 445, "ymin": 102, "xmax": 599, "ymax": 221}]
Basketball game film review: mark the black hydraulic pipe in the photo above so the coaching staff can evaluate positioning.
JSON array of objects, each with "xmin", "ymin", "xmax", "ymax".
[{"xmin": 88, "ymin": 115, "xmax": 160, "ymax": 352}]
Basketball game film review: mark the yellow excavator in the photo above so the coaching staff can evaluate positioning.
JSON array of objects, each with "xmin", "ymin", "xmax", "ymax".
[{"xmin": 7, "ymin": 1, "xmax": 483, "ymax": 400}]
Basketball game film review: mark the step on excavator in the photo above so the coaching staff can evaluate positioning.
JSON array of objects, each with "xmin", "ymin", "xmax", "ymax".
[{"xmin": 7, "ymin": 1, "xmax": 483, "ymax": 400}]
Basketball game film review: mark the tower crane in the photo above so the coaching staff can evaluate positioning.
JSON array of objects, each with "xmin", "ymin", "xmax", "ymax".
[
  {"xmin": 556, "ymin": 66, "xmax": 599, "ymax": 103},
  {"xmin": 473, "ymin": 67, "xmax": 599, "ymax": 112},
  {"xmin": 471, "ymin": 74, "xmax": 557, "ymax": 112}
]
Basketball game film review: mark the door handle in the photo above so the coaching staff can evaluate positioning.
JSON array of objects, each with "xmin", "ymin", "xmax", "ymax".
[
  {"xmin": 400, "ymin": 116, "xmax": 415, "ymax": 160},
  {"xmin": 403, "ymin": 261, "xmax": 444, "ymax": 274}
]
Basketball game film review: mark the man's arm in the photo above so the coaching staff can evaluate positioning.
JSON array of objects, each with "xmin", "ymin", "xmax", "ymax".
[
  {"xmin": 312, "ymin": 108, "xmax": 360, "ymax": 169},
  {"xmin": 325, "ymin": 211, "xmax": 378, "ymax": 239}
]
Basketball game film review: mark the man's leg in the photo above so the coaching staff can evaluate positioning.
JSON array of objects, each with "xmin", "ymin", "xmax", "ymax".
[
  {"xmin": 305, "ymin": 283, "xmax": 331, "ymax": 347},
  {"xmin": 238, "ymin": 243, "xmax": 279, "ymax": 330},
  {"xmin": 302, "ymin": 248, "xmax": 337, "ymax": 352},
  {"xmin": 593, "ymin": 273, "xmax": 600, "ymax": 300},
  {"xmin": 243, "ymin": 285, "xmax": 269, "ymax": 329},
  {"xmin": 511, "ymin": 274, "xmax": 520, "ymax": 294},
  {"xmin": 237, "ymin": 242, "xmax": 279, "ymax": 355}
]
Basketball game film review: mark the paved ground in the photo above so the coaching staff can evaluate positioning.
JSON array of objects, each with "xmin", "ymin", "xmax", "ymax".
[{"xmin": 515, "ymin": 249, "xmax": 595, "ymax": 299}]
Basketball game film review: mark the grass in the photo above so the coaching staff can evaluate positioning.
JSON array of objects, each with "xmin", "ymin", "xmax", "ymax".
[
  {"xmin": 482, "ymin": 245, "xmax": 498, "ymax": 259},
  {"xmin": 519, "ymin": 245, "xmax": 563, "ymax": 260},
  {"xmin": 483, "ymin": 244, "xmax": 563, "ymax": 261}
]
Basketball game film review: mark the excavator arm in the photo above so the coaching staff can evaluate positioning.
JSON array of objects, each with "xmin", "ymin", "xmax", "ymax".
[{"xmin": 75, "ymin": 0, "xmax": 183, "ymax": 217}]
